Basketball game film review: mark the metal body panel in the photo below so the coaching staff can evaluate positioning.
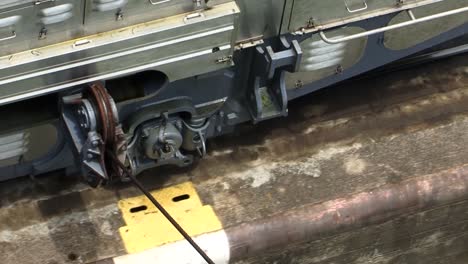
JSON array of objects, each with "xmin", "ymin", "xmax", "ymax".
[
  {"xmin": 0, "ymin": 0, "xmax": 84, "ymax": 57},
  {"xmin": 289, "ymin": 0, "xmax": 420, "ymax": 31},
  {"xmin": 0, "ymin": 5, "xmax": 34, "ymax": 56},
  {"xmin": 384, "ymin": 0, "xmax": 468, "ymax": 50},
  {"xmin": 0, "ymin": 2, "xmax": 239, "ymax": 104},
  {"xmin": 0, "ymin": 0, "xmax": 83, "ymax": 56},
  {"xmin": 33, "ymin": 0, "xmax": 85, "ymax": 49},
  {"xmin": 0, "ymin": 1, "xmax": 31, "ymax": 11},
  {"xmin": 1, "ymin": 0, "xmax": 234, "ymax": 56},
  {"xmin": 285, "ymin": 27, "xmax": 367, "ymax": 90},
  {"xmin": 84, "ymin": 0, "xmax": 232, "ymax": 35},
  {"xmin": 235, "ymin": 0, "xmax": 285, "ymax": 42},
  {"xmin": 288, "ymin": 0, "xmax": 445, "ymax": 32}
]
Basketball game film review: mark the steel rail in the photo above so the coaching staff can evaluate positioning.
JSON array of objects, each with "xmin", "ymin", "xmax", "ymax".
[{"xmin": 226, "ymin": 165, "xmax": 468, "ymax": 261}]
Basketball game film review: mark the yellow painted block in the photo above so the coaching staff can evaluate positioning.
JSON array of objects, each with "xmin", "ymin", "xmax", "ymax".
[{"xmin": 118, "ymin": 182, "xmax": 223, "ymax": 253}]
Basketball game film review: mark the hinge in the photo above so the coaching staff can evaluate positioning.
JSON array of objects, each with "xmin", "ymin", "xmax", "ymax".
[{"xmin": 235, "ymin": 37, "xmax": 265, "ymax": 50}]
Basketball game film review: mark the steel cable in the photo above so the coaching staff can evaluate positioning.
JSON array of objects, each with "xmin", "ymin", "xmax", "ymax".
[{"xmin": 109, "ymin": 152, "xmax": 215, "ymax": 264}]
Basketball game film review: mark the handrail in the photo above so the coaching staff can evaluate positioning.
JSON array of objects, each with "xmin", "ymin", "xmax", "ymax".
[
  {"xmin": 35, "ymin": 0, "xmax": 56, "ymax": 5},
  {"xmin": 319, "ymin": 6, "xmax": 468, "ymax": 44},
  {"xmin": 0, "ymin": 31, "xmax": 16, "ymax": 42},
  {"xmin": 149, "ymin": 0, "xmax": 171, "ymax": 5},
  {"xmin": 344, "ymin": 0, "xmax": 368, "ymax": 13}
]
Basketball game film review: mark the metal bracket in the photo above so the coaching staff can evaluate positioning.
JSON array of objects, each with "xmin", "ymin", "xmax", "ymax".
[
  {"xmin": 0, "ymin": 31, "xmax": 16, "ymax": 42},
  {"xmin": 149, "ymin": 0, "xmax": 171, "ymax": 5},
  {"xmin": 193, "ymin": 0, "xmax": 207, "ymax": 10},
  {"xmin": 249, "ymin": 72, "xmax": 289, "ymax": 123},
  {"xmin": 247, "ymin": 38, "xmax": 302, "ymax": 123},
  {"xmin": 344, "ymin": 0, "xmax": 368, "ymax": 13},
  {"xmin": 260, "ymin": 39, "xmax": 303, "ymax": 79}
]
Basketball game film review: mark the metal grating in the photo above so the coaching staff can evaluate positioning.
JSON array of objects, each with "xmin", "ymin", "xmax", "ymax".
[
  {"xmin": 300, "ymin": 37, "xmax": 347, "ymax": 71},
  {"xmin": 0, "ymin": 131, "xmax": 29, "ymax": 161}
]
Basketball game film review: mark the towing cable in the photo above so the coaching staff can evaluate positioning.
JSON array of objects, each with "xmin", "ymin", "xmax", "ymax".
[{"xmin": 111, "ymin": 152, "xmax": 216, "ymax": 264}]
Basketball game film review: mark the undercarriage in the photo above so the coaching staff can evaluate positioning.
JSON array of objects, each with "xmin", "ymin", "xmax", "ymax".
[{"xmin": 0, "ymin": 0, "xmax": 466, "ymax": 184}]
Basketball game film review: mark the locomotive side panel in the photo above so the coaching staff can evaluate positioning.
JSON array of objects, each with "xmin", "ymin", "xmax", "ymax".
[
  {"xmin": 384, "ymin": 0, "xmax": 468, "ymax": 50},
  {"xmin": 0, "ymin": 2, "xmax": 239, "ymax": 105},
  {"xmin": 0, "ymin": 0, "xmax": 466, "ymax": 182}
]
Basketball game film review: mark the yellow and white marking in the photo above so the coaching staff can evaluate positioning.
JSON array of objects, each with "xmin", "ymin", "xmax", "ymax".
[
  {"xmin": 115, "ymin": 182, "xmax": 230, "ymax": 264},
  {"xmin": 114, "ymin": 230, "xmax": 230, "ymax": 264}
]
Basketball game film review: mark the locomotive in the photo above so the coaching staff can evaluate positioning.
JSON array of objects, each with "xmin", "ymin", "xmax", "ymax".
[{"xmin": 0, "ymin": 0, "xmax": 466, "ymax": 185}]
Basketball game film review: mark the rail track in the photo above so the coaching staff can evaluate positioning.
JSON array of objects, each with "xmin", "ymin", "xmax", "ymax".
[{"xmin": 1, "ymin": 53, "xmax": 468, "ymax": 264}]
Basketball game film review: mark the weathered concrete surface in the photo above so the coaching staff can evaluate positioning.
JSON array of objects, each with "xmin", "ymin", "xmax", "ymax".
[
  {"xmin": 227, "ymin": 165, "xmax": 468, "ymax": 263},
  {"xmin": 0, "ymin": 54, "xmax": 468, "ymax": 263}
]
